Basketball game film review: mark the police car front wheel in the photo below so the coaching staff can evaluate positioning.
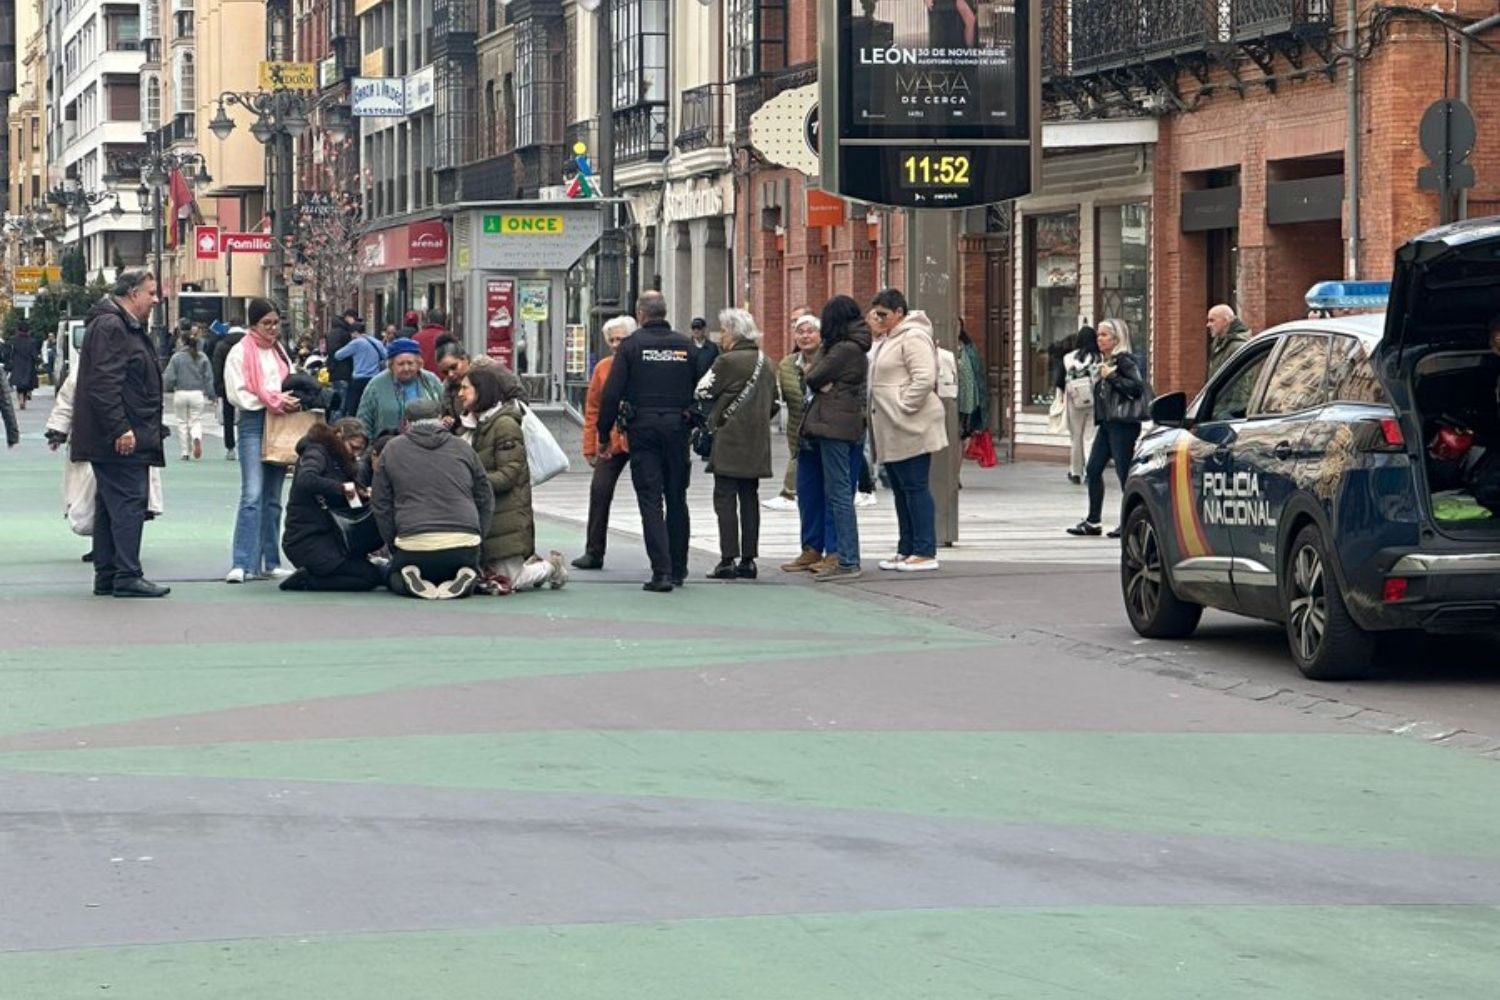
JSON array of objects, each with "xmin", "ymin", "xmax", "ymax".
[
  {"xmin": 1120, "ymin": 505, "xmax": 1203, "ymax": 639},
  {"xmin": 1283, "ymin": 525, "xmax": 1376, "ymax": 681}
]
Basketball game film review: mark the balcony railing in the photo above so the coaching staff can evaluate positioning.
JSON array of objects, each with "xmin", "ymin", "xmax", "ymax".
[
  {"xmin": 675, "ymin": 83, "xmax": 725, "ymax": 152},
  {"xmin": 1067, "ymin": 0, "xmax": 1331, "ymax": 76},
  {"xmin": 613, "ymin": 104, "xmax": 669, "ymax": 166}
]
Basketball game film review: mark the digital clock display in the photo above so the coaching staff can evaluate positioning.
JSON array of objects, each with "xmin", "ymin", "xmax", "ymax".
[{"xmin": 899, "ymin": 152, "xmax": 973, "ymax": 189}]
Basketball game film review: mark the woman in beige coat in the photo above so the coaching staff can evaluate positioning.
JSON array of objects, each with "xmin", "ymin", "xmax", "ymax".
[{"xmin": 866, "ymin": 288, "xmax": 948, "ymax": 573}]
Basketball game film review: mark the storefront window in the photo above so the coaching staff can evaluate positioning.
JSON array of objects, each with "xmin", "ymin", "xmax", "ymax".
[
  {"xmin": 1096, "ymin": 202, "xmax": 1151, "ymax": 379},
  {"xmin": 1025, "ymin": 211, "xmax": 1080, "ymax": 407}
]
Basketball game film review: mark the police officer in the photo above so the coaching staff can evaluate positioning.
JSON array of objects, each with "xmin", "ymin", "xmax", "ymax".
[{"xmin": 597, "ymin": 291, "xmax": 708, "ymax": 592}]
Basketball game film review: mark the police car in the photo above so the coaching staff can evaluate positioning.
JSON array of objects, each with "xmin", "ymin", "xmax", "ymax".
[{"xmin": 1121, "ymin": 218, "xmax": 1500, "ymax": 680}]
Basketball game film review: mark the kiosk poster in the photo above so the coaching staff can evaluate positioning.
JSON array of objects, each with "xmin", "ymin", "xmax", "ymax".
[
  {"xmin": 485, "ymin": 278, "xmax": 515, "ymax": 368},
  {"xmin": 842, "ymin": 0, "xmax": 1020, "ymax": 137}
]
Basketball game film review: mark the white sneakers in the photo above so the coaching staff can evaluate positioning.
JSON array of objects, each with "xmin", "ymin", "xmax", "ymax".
[
  {"xmin": 761, "ymin": 495, "xmax": 797, "ymax": 512},
  {"xmin": 854, "ymin": 491, "xmax": 878, "ymax": 508},
  {"xmin": 878, "ymin": 555, "xmax": 940, "ymax": 573},
  {"xmin": 226, "ymin": 567, "xmax": 295, "ymax": 583}
]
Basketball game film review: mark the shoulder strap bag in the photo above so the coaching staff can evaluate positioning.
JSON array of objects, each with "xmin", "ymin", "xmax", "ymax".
[{"xmin": 693, "ymin": 352, "xmax": 765, "ymax": 459}]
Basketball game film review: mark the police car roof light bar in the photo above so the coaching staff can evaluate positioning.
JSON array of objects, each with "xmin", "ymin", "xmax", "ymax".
[{"xmin": 1304, "ymin": 280, "xmax": 1392, "ymax": 311}]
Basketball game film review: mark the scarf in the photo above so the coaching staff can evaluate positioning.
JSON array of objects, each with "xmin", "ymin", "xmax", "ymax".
[{"xmin": 241, "ymin": 330, "xmax": 293, "ymax": 413}]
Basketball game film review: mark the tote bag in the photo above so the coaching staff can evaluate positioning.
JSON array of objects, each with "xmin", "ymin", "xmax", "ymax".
[
  {"xmin": 517, "ymin": 401, "xmax": 570, "ymax": 485},
  {"xmin": 262, "ymin": 410, "xmax": 324, "ymax": 466}
]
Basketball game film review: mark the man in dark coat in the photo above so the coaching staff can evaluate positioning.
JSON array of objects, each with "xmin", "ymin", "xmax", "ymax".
[
  {"xmin": 71, "ymin": 269, "xmax": 170, "ymax": 598},
  {"xmin": 597, "ymin": 291, "xmax": 712, "ymax": 592},
  {"xmin": 211, "ymin": 325, "xmax": 245, "ymax": 458},
  {"xmin": 325, "ymin": 309, "xmax": 359, "ymax": 420},
  {"xmin": 7, "ymin": 326, "xmax": 40, "ymax": 408}
]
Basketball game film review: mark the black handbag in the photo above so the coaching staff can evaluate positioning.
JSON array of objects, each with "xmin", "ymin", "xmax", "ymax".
[
  {"xmin": 319, "ymin": 497, "xmax": 383, "ymax": 556},
  {"xmin": 693, "ymin": 352, "xmax": 766, "ymax": 459}
]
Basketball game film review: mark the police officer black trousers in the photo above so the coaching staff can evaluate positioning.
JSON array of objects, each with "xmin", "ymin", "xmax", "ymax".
[{"xmin": 628, "ymin": 413, "xmax": 691, "ymax": 582}]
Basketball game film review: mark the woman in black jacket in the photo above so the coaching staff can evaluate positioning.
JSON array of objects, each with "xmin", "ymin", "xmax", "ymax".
[
  {"xmin": 1068, "ymin": 318, "xmax": 1145, "ymax": 539},
  {"xmin": 278, "ymin": 418, "xmax": 386, "ymax": 591},
  {"xmin": 800, "ymin": 295, "xmax": 873, "ymax": 581}
]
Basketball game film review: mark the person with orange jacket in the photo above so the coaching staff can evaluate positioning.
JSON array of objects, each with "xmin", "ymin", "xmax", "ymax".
[{"xmin": 571, "ymin": 315, "xmax": 636, "ymax": 570}]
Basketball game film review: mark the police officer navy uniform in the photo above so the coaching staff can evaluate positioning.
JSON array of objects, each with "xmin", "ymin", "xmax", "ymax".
[{"xmin": 596, "ymin": 291, "xmax": 711, "ymax": 592}]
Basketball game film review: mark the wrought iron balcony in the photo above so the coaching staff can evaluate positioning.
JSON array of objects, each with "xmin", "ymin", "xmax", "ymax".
[
  {"xmin": 675, "ymin": 84, "xmax": 726, "ymax": 152},
  {"xmin": 1067, "ymin": 0, "xmax": 1332, "ymax": 76},
  {"xmin": 1234, "ymin": 0, "xmax": 1332, "ymax": 39},
  {"xmin": 613, "ymin": 103, "xmax": 669, "ymax": 166}
]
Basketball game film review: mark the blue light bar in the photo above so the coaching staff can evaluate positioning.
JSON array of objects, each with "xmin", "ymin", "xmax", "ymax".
[{"xmin": 1305, "ymin": 280, "xmax": 1391, "ymax": 310}]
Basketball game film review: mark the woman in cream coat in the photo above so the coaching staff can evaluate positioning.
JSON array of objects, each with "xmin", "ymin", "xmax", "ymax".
[{"xmin": 866, "ymin": 288, "xmax": 948, "ymax": 573}]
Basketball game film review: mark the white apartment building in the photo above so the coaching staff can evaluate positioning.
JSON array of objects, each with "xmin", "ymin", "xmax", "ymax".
[{"xmin": 42, "ymin": 0, "xmax": 149, "ymax": 272}]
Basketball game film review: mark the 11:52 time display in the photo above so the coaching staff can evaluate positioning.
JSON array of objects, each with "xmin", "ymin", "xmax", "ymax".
[{"xmin": 899, "ymin": 152, "xmax": 973, "ymax": 189}]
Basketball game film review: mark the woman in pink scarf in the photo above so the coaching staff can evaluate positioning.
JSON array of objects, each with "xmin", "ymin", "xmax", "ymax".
[{"xmin": 223, "ymin": 299, "xmax": 303, "ymax": 583}]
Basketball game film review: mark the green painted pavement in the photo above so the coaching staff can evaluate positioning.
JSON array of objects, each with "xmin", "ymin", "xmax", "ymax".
[
  {"xmin": 4, "ymin": 906, "xmax": 1498, "ymax": 1000},
  {"xmin": 9, "ymin": 730, "xmax": 1500, "ymax": 857},
  {"xmin": 0, "ymin": 632, "xmax": 981, "ymax": 737}
]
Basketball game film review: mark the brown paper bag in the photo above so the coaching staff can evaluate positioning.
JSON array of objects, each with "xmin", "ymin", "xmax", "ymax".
[{"xmin": 261, "ymin": 410, "xmax": 323, "ymax": 466}]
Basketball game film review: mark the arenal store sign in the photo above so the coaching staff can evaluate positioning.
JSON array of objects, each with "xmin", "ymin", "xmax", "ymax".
[{"xmin": 359, "ymin": 220, "xmax": 449, "ymax": 272}]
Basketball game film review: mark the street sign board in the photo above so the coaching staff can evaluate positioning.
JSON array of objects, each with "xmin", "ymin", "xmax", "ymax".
[
  {"xmin": 222, "ymin": 232, "xmax": 274, "ymax": 254},
  {"xmin": 13, "ymin": 266, "xmax": 62, "ymax": 293},
  {"xmin": 817, "ymin": 0, "xmax": 1040, "ymax": 209},
  {"xmin": 259, "ymin": 61, "xmax": 317, "ymax": 91},
  {"xmin": 351, "ymin": 77, "xmax": 406, "ymax": 117},
  {"xmin": 194, "ymin": 226, "xmax": 221, "ymax": 260},
  {"xmin": 13, "ymin": 294, "xmax": 36, "ymax": 308}
]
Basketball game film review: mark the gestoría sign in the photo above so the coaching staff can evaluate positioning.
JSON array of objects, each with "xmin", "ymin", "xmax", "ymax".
[{"xmin": 818, "ymin": 0, "xmax": 1039, "ymax": 210}]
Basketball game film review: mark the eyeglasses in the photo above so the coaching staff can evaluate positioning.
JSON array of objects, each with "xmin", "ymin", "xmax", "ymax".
[{"xmin": 259, "ymin": 317, "xmax": 280, "ymax": 327}]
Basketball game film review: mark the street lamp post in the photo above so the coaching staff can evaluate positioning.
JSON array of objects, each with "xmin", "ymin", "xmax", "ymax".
[
  {"xmin": 45, "ymin": 181, "xmax": 124, "ymax": 274},
  {"xmin": 209, "ymin": 88, "xmax": 348, "ymax": 342},
  {"xmin": 108, "ymin": 131, "xmax": 213, "ymax": 355}
]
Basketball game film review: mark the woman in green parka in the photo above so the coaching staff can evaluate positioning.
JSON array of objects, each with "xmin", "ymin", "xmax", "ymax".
[{"xmin": 457, "ymin": 365, "xmax": 567, "ymax": 592}]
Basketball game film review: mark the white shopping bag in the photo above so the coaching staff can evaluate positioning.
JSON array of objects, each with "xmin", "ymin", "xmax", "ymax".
[
  {"xmin": 64, "ymin": 462, "xmax": 164, "ymax": 536},
  {"xmin": 517, "ymin": 401, "xmax": 569, "ymax": 486}
]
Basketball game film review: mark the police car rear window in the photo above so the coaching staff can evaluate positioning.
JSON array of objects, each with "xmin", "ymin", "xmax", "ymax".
[{"xmin": 1327, "ymin": 335, "xmax": 1386, "ymax": 404}]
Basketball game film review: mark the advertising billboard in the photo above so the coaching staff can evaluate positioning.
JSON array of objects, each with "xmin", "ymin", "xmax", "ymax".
[{"xmin": 819, "ymin": 0, "xmax": 1038, "ymax": 209}]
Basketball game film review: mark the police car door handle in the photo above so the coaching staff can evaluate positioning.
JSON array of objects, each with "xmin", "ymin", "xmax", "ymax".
[{"xmin": 1273, "ymin": 441, "xmax": 1295, "ymax": 460}]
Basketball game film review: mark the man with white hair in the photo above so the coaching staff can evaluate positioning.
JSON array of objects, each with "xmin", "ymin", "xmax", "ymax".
[
  {"xmin": 1206, "ymin": 304, "xmax": 1251, "ymax": 378},
  {"xmin": 572, "ymin": 314, "xmax": 637, "ymax": 570}
]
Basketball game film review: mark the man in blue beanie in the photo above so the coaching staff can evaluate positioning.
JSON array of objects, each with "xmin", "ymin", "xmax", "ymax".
[{"xmin": 356, "ymin": 336, "xmax": 444, "ymax": 438}]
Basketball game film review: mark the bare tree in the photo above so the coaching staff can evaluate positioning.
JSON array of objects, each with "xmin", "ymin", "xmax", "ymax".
[{"xmin": 290, "ymin": 138, "xmax": 365, "ymax": 339}]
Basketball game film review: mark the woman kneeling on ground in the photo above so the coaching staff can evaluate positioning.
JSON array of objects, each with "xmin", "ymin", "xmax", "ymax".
[
  {"xmin": 279, "ymin": 417, "xmax": 387, "ymax": 591},
  {"xmin": 458, "ymin": 365, "xmax": 567, "ymax": 592}
]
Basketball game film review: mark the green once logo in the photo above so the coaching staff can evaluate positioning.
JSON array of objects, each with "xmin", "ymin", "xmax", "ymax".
[{"xmin": 483, "ymin": 215, "xmax": 503, "ymax": 234}]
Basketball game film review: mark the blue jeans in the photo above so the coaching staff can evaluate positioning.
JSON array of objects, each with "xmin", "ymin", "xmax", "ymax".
[
  {"xmin": 885, "ymin": 452, "xmax": 937, "ymax": 558},
  {"xmin": 816, "ymin": 437, "xmax": 860, "ymax": 569},
  {"xmin": 795, "ymin": 439, "xmax": 836, "ymax": 555},
  {"xmin": 231, "ymin": 409, "xmax": 287, "ymax": 574},
  {"xmin": 329, "ymin": 379, "xmax": 350, "ymax": 422}
]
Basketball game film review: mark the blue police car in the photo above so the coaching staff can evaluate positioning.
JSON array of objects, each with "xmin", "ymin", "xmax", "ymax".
[{"xmin": 1121, "ymin": 219, "xmax": 1500, "ymax": 679}]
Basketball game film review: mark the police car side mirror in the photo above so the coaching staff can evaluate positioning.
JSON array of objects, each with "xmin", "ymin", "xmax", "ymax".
[{"xmin": 1150, "ymin": 392, "xmax": 1188, "ymax": 427}]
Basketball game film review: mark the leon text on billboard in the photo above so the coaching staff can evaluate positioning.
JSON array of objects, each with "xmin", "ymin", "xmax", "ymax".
[{"xmin": 843, "ymin": 0, "xmax": 1019, "ymax": 136}]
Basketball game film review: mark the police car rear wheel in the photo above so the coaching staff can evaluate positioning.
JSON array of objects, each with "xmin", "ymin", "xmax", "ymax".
[
  {"xmin": 1284, "ymin": 525, "xmax": 1375, "ymax": 681},
  {"xmin": 1121, "ymin": 506, "xmax": 1202, "ymax": 639}
]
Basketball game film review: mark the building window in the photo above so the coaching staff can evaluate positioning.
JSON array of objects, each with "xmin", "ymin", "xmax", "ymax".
[
  {"xmin": 142, "ymin": 74, "xmax": 161, "ymax": 129},
  {"xmin": 612, "ymin": 0, "xmax": 666, "ymax": 110},
  {"xmin": 173, "ymin": 52, "xmax": 195, "ymax": 115},
  {"xmin": 142, "ymin": 0, "xmax": 160, "ymax": 40},
  {"xmin": 502, "ymin": 73, "xmax": 515, "ymax": 152},
  {"xmin": 1025, "ymin": 210, "xmax": 1080, "ymax": 408},
  {"xmin": 515, "ymin": 18, "xmax": 561, "ymax": 150},
  {"xmin": 108, "ymin": 80, "xmax": 141, "ymax": 121},
  {"xmin": 727, "ymin": 0, "xmax": 785, "ymax": 80},
  {"xmin": 483, "ymin": 79, "xmax": 497, "ymax": 157},
  {"xmin": 1095, "ymin": 202, "xmax": 1151, "ymax": 380}
]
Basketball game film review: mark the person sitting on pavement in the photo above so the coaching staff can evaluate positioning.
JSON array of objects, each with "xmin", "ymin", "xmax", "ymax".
[
  {"xmin": 696, "ymin": 308, "xmax": 778, "ymax": 581},
  {"xmin": 764, "ymin": 307, "xmax": 816, "ymax": 513},
  {"xmin": 435, "ymin": 340, "xmax": 474, "ymax": 425},
  {"xmin": 356, "ymin": 336, "xmax": 444, "ymax": 439},
  {"xmin": 458, "ymin": 365, "xmax": 567, "ymax": 593},
  {"xmin": 279, "ymin": 418, "xmax": 386, "ymax": 592},
  {"xmin": 372, "ymin": 398, "xmax": 493, "ymax": 599},
  {"xmin": 572, "ymin": 315, "xmax": 635, "ymax": 571}
]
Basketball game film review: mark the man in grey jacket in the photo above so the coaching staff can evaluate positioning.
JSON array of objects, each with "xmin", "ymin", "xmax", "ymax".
[{"xmin": 372, "ymin": 399, "xmax": 494, "ymax": 599}]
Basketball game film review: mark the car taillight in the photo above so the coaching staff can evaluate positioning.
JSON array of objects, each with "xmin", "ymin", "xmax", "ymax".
[
  {"xmin": 1383, "ymin": 577, "xmax": 1409, "ymax": 603},
  {"xmin": 1359, "ymin": 416, "xmax": 1406, "ymax": 452},
  {"xmin": 1379, "ymin": 418, "xmax": 1405, "ymax": 448}
]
